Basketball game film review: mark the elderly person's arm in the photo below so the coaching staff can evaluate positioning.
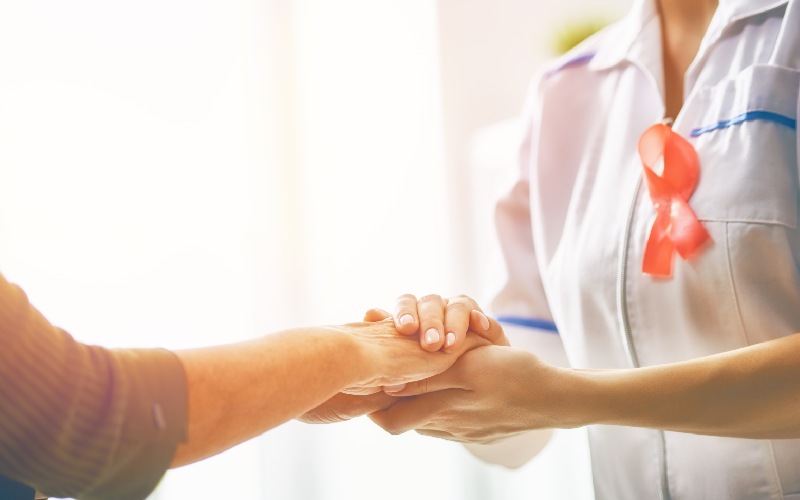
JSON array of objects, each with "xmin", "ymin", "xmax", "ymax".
[
  {"xmin": 0, "ymin": 273, "xmax": 483, "ymax": 500},
  {"xmin": 171, "ymin": 316, "xmax": 489, "ymax": 468}
]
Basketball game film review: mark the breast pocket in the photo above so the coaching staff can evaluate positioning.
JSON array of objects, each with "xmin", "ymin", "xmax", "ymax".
[
  {"xmin": 683, "ymin": 64, "xmax": 799, "ymax": 227},
  {"xmin": 660, "ymin": 65, "xmax": 800, "ymax": 357}
]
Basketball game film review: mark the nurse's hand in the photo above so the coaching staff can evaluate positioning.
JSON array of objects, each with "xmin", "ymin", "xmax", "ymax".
[
  {"xmin": 298, "ymin": 391, "xmax": 398, "ymax": 424},
  {"xmin": 369, "ymin": 345, "xmax": 577, "ymax": 443},
  {"xmin": 391, "ymin": 294, "xmax": 510, "ymax": 352}
]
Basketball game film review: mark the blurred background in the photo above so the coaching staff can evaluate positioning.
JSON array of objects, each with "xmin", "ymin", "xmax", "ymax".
[{"xmin": 0, "ymin": 0, "xmax": 629, "ymax": 498}]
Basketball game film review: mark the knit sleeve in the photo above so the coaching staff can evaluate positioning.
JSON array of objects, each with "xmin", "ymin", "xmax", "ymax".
[{"xmin": 0, "ymin": 273, "xmax": 187, "ymax": 500}]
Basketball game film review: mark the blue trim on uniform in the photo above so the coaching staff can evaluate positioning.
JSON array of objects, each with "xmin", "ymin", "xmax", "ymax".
[
  {"xmin": 690, "ymin": 110, "xmax": 797, "ymax": 137},
  {"xmin": 497, "ymin": 315, "xmax": 559, "ymax": 334},
  {"xmin": 545, "ymin": 53, "xmax": 596, "ymax": 76}
]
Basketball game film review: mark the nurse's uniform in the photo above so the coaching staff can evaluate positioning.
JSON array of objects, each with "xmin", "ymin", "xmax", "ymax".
[{"xmin": 491, "ymin": 0, "xmax": 800, "ymax": 498}]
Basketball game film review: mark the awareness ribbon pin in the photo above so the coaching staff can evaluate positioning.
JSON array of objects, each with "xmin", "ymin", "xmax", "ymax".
[{"xmin": 639, "ymin": 122, "xmax": 710, "ymax": 277}]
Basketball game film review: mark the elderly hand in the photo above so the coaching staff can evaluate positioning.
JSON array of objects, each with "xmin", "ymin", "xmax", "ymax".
[{"xmin": 369, "ymin": 345, "xmax": 580, "ymax": 444}]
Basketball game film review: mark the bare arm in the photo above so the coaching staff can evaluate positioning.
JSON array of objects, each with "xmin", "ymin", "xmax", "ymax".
[
  {"xmin": 170, "ymin": 328, "xmax": 364, "ymax": 467},
  {"xmin": 581, "ymin": 332, "xmax": 800, "ymax": 438},
  {"xmin": 171, "ymin": 319, "xmax": 490, "ymax": 467},
  {"xmin": 374, "ymin": 333, "xmax": 800, "ymax": 441}
]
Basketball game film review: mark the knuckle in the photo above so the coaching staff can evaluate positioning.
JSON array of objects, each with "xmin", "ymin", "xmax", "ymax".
[
  {"xmin": 369, "ymin": 412, "xmax": 388, "ymax": 427},
  {"xmin": 396, "ymin": 293, "xmax": 417, "ymax": 303},
  {"xmin": 450, "ymin": 294, "xmax": 476, "ymax": 306},
  {"xmin": 445, "ymin": 301, "xmax": 470, "ymax": 314},
  {"xmin": 379, "ymin": 419, "xmax": 402, "ymax": 435},
  {"xmin": 332, "ymin": 409, "xmax": 350, "ymax": 422},
  {"xmin": 418, "ymin": 294, "xmax": 443, "ymax": 304}
]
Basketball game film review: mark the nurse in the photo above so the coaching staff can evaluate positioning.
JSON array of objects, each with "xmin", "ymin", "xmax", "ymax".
[{"xmin": 365, "ymin": 0, "xmax": 800, "ymax": 498}]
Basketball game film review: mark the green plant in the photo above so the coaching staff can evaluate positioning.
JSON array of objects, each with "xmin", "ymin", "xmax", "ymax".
[{"xmin": 552, "ymin": 18, "xmax": 609, "ymax": 55}]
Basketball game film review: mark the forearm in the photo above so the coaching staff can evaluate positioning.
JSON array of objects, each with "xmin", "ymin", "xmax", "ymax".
[
  {"xmin": 562, "ymin": 333, "xmax": 800, "ymax": 438},
  {"xmin": 170, "ymin": 328, "xmax": 368, "ymax": 467}
]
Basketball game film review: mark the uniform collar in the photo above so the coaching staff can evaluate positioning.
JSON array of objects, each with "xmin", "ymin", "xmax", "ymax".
[
  {"xmin": 588, "ymin": 0, "xmax": 789, "ymax": 72},
  {"xmin": 718, "ymin": 0, "xmax": 789, "ymax": 22},
  {"xmin": 588, "ymin": 0, "xmax": 658, "ymax": 72}
]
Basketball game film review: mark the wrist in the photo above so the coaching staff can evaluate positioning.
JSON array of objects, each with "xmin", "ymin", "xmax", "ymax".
[
  {"xmin": 284, "ymin": 326, "xmax": 373, "ymax": 391},
  {"xmin": 349, "ymin": 329, "xmax": 379, "ymax": 386},
  {"xmin": 561, "ymin": 367, "xmax": 651, "ymax": 428},
  {"xmin": 528, "ymin": 365, "xmax": 610, "ymax": 430},
  {"xmin": 510, "ymin": 350, "xmax": 597, "ymax": 431},
  {"xmin": 562, "ymin": 368, "xmax": 610, "ymax": 428},
  {"xmin": 320, "ymin": 325, "xmax": 378, "ymax": 388}
]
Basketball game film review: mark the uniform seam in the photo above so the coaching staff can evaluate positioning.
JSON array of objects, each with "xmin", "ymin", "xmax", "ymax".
[
  {"xmin": 725, "ymin": 223, "xmax": 786, "ymax": 498},
  {"xmin": 697, "ymin": 217, "xmax": 796, "ymax": 229},
  {"xmin": 766, "ymin": 440, "xmax": 786, "ymax": 498},
  {"xmin": 724, "ymin": 222, "xmax": 752, "ymax": 347}
]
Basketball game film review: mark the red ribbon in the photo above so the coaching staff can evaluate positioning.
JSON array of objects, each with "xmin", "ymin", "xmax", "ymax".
[{"xmin": 639, "ymin": 123, "xmax": 710, "ymax": 277}]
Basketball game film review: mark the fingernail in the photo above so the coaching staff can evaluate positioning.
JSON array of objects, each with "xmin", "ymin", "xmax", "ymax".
[
  {"xmin": 399, "ymin": 314, "xmax": 414, "ymax": 326},
  {"xmin": 477, "ymin": 311, "xmax": 490, "ymax": 331},
  {"xmin": 445, "ymin": 332, "xmax": 456, "ymax": 347},
  {"xmin": 384, "ymin": 384, "xmax": 406, "ymax": 393},
  {"xmin": 424, "ymin": 328, "xmax": 440, "ymax": 345}
]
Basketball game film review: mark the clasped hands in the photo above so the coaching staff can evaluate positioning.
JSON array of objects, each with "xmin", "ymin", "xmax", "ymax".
[{"xmin": 300, "ymin": 294, "xmax": 569, "ymax": 444}]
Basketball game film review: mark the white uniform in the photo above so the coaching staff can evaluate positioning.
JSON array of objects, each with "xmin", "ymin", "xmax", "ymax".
[{"xmin": 491, "ymin": 0, "xmax": 800, "ymax": 498}]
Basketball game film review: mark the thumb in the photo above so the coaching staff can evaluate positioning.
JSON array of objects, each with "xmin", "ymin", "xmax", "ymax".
[
  {"xmin": 383, "ymin": 363, "xmax": 467, "ymax": 397},
  {"xmin": 364, "ymin": 308, "xmax": 392, "ymax": 322},
  {"xmin": 469, "ymin": 311, "xmax": 509, "ymax": 346}
]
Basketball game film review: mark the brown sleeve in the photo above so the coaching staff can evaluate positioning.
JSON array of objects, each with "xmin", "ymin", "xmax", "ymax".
[{"xmin": 0, "ymin": 273, "xmax": 188, "ymax": 500}]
